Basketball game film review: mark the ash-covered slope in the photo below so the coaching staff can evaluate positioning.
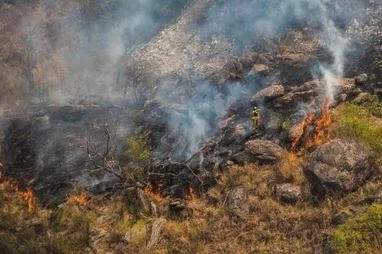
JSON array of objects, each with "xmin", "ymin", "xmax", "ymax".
[
  {"xmin": 119, "ymin": 0, "xmax": 382, "ymax": 199},
  {"xmin": 123, "ymin": 0, "xmax": 233, "ymax": 83},
  {"xmin": 0, "ymin": 0, "xmax": 381, "ymax": 208}
]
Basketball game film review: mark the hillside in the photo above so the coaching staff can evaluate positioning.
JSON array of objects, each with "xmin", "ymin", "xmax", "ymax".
[{"xmin": 0, "ymin": 0, "xmax": 381, "ymax": 253}]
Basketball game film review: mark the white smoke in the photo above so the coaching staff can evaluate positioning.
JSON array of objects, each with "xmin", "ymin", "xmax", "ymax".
[
  {"xmin": 199, "ymin": 0, "xmax": 361, "ymax": 98},
  {"xmin": 319, "ymin": 14, "xmax": 349, "ymax": 102},
  {"xmin": 16, "ymin": 0, "xmax": 367, "ymax": 161},
  {"xmin": 18, "ymin": 0, "xmax": 189, "ymax": 104},
  {"xmin": 155, "ymin": 80, "xmax": 249, "ymax": 160}
]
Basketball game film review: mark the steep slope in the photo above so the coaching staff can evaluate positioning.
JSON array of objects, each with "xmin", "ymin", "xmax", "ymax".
[{"xmin": 0, "ymin": 0, "xmax": 381, "ymax": 253}]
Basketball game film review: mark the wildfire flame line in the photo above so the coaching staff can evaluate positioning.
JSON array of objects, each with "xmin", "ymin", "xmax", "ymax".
[
  {"xmin": 306, "ymin": 99, "xmax": 332, "ymax": 148},
  {"xmin": 0, "ymin": 163, "xmax": 37, "ymax": 212},
  {"xmin": 22, "ymin": 189, "xmax": 36, "ymax": 212},
  {"xmin": 291, "ymin": 98, "xmax": 332, "ymax": 151},
  {"xmin": 291, "ymin": 112, "xmax": 315, "ymax": 151}
]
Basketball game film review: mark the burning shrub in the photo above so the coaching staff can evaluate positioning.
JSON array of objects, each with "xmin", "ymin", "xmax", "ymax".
[
  {"xmin": 290, "ymin": 99, "xmax": 332, "ymax": 151},
  {"xmin": 330, "ymin": 204, "xmax": 382, "ymax": 253}
]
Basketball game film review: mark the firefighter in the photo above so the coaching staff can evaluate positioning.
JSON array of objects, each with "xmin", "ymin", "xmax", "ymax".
[{"xmin": 252, "ymin": 106, "xmax": 260, "ymax": 130}]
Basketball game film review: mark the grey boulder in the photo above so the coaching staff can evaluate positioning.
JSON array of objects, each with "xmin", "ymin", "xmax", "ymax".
[{"xmin": 305, "ymin": 139, "xmax": 372, "ymax": 196}]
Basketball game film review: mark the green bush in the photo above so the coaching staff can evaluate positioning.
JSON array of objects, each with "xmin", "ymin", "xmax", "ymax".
[
  {"xmin": 335, "ymin": 103, "xmax": 382, "ymax": 156},
  {"xmin": 356, "ymin": 94, "xmax": 382, "ymax": 118},
  {"xmin": 330, "ymin": 204, "xmax": 382, "ymax": 253},
  {"xmin": 124, "ymin": 134, "xmax": 152, "ymax": 166}
]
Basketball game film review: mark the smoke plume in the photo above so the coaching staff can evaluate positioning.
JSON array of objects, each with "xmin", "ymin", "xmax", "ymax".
[{"xmin": 15, "ymin": 0, "xmax": 368, "ymax": 162}]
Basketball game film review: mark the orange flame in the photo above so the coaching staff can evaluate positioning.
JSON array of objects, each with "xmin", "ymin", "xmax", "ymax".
[
  {"xmin": 22, "ymin": 189, "xmax": 36, "ymax": 212},
  {"xmin": 291, "ymin": 98, "xmax": 332, "ymax": 151},
  {"xmin": 288, "ymin": 152, "xmax": 297, "ymax": 162},
  {"xmin": 0, "ymin": 163, "xmax": 36, "ymax": 212},
  {"xmin": 308, "ymin": 98, "xmax": 332, "ymax": 147},
  {"xmin": 144, "ymin": 184, "xmax": 167, "ymax": 203},
  {"xmin": 69, "ymin": 192, "xmax": 88, "ymax": 206},
  {"xmin": 0, "ymin": 179, "xmax": 19, "ymax": 191},
  {"xmin": 187, "ymin": 186, "xmax": 195, "ymax": 201},
  {"xmin": 291, "ymin": 113, "xmax": 316, "ymax": 151}
]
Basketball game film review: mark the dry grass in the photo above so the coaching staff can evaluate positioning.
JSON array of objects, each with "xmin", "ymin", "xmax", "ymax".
[
  {"xmin": 278, "ymin": 152, "xmax": 307, "ymax": 184},
  {"xmin": 152, "ymin": 162, "xmax": 323, "ymax": 253},
  {"xmin": 0, "ymin": 102, "xmax": 381, "ymax": 253},
  {"xmin": 150, "ymin": 148, "xmax": 382, "ymax": 253},
  {"xmin": 0, "ymin": 151, "xmax": 380, "ymax": 253}
]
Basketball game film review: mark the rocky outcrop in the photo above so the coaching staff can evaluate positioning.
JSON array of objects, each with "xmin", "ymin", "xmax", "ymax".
[
  {"xmin": 231, "ymin": 141, "xmax": 282, "ymax": 165},
  {"xmin": 353, "ymin": 92, "xmax": 373, "ymax": 104},
  {"xmin": 355, "ymin": 73, "xmax": 368, "ymax": 86},
  {"xmin": 245, "ymin": 140, "xmax": 284, "ymax": 163},
  {"xmin": 231, "ymin": 139, "xmax": 284, "ymax": 164},
  {"xmin": 305, "ymin": 139, "xmax": 372, "ymax": 196},
  {"xmin": 252, "ymin": 84, "xmax": 285, "ymax": 102},
  {"xmin": 273, "ymin": 79, "xmax": 356, "ymax": 109},
  {"xmin": 125, "ymin": 0, "xmax": 233, "ymax": 85},
  {"xmin": 249, "ymin": 64, "xmax": 271, "ymax": 75},
  {"xmin": 275, "ymin": 183, "xmax": 302, "ymax": 204},
  {"xmin": 227, "ymin": 186, "xmax": 249, "ymax": 219}
]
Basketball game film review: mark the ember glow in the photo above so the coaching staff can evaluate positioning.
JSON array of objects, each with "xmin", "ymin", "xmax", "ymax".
[
  {"xmin": 288, "ymin": 153, "xmax": 297, "ymax": 162},
  {"xmin": 68, "ymin": 192, "xmax": 89, "ymax": 206},
  {"xmin": 22, "ymin": 189, "xmax": 36, "ymax": 212},
  {"xmin": 144, "ymin": 184, "xmax": 167, "ymax": 203}
]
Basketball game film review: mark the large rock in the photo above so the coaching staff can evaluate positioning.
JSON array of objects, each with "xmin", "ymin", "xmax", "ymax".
[
  {"xmin": 273, "ymin": 80, "xmax": 325, "ymax": 108},
  {"xmin": 275, "ymin": 183, "xmax": 302, "ymax": 204},
  {"xmin": 355, "ymin": 73, "xmax": 368, "ymax": 86},
  {"xmin": 252, "ymin": 84, "xmax": 285, "ymax": 102},
  {"xmin": 305, "ymin": 139, "xmax": 372, "ymax": 196},
  {"xmin": 244, "ymin": 139, "xmax": 284, "ymax": 163},
  {"xmin": 227, "ymin": 186, "xmax": 249, "ymax": 219},
  {"xmin": 249, "ymin": 64, "xmax": 271, "ymax": 75},
  {"xmin": 231, "ymin": 139, "xmax": 285, "ymax": 164},
  {"xmin": 273, "ymin": 79, "xmax": 355, "ymax": 108},
  {"xmin": 353, "ymin": 92, "xmax": 372, "ymax": 104}
]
